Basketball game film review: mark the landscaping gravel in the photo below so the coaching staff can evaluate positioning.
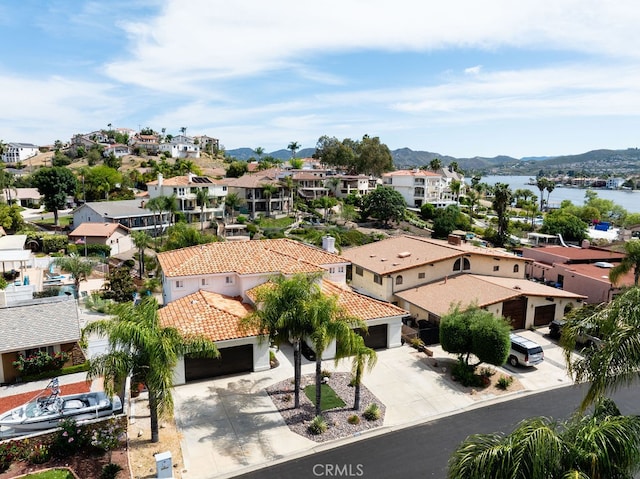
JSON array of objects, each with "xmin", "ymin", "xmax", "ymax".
[{"xmin": 267, "ymin": 372, "xmax": 385, "ymax": 443}]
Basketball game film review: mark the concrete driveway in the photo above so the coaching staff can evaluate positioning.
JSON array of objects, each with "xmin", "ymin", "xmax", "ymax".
[{"xmin": 173, "ymin": 326, "xmax": 574, "ymax": 479}]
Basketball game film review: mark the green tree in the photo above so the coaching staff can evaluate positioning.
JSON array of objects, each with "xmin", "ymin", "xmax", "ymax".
[
  {"xmin": 290, "ymin": 158, "xmax": 304, "ymax": 169},
  {"xmin": 195, "ymin": 188, "xmax": 210, "ymax": 232},
  {"xmin": 491, "ymin": 183, "xmax": 512, "ymax": 247},
  {"xmin": 439, "ymin": 305, "xmax": 511, "ymax": 368},
  {"xmin": 360, "ymin": 186, "xmax": 406, "ymax": 225},
  {"xmin": 163, "ymin": 222, "xmax": 216, "ymax": 251},
  {"xmin": 83, "ymin": 166, "xmax": 122, "ymax": 202},
  {"xmin": 288, "ymin": 141, "xmax": 300, "ymax": 158},
  {"xmin": 244, "ymin": 273, "xmax": 319, "ymax": 408},
  {"xmin": 53, "ymin": 255, "xmax": 94, "ymax": 298},
  {"xmin": 432, "ymin": 205, "xmax": 469, "ymax": 238},
  {"xmin": 355, "ymin": 135, "xmax": 394, "ymax": 177},
  {"xmin": 420, "ymin": 202, "xmax": 436, "ymax": 221},
  {"xmin": 536, "ymin": 177, "xmax": 549, "ymax": 211},
  {"xmin": 224, "ymin": 192, "xmax": 243, "ymax": 223},
  {"xmin": 254, "ymin": 147, "xmax": 264, "ymax": 160},
  {"xmin": 314, "ymin": 195, "xmax": 338, "ymax": 222},
  {"xmin": 281, "ymin": 175, "xmax": 295, "ymax": 215},
  {"xmin": 145, "ymin": 196, "xmax": 165, "ymax": 248},
  {"xmin": 348, "ymin": 335, "xmax": 377, "ymax": 410},
  {"xmin": 563, "ymin": 288, "xmax": 640, "ymax": 410},
  {"xmin": 429, "ymin": 158, "xmax": 442, "ymax": 172},
  {"xmin": 102, "ymin": 266, "xmax": 137, "ymax": 303},
  {"xmin": 306, "ymin": 293, "xmax": 364, "ymax": 417},
  {"xmin": 83, "ymin": 297, "xmax": 219, "ymax": 442},
  {"xmin": 609, "ymin": 240, "xmax": 640, "ymax": 286},
  {"xmin": 131, "ymin": 230, "xmax": 150, "ymax": 279},
  {"xmin": 541, "ymin": 209, "xmax": 588, "ymax": 242},
  {"xmin": 448, "ymin": 398, "xmax": 640, "ymax": 479},
  {"xmin": 0, "ymin": 203, "xmax": 25, "ymax": 231},
  {"xmin": 226, "ymin": 161, "xmax": 248, "ymax": 178},
  {"xmin": 449, "ymin": 179, "xmax": 462, "ymax": 204},
  {"xmin": 32, "ymin": 167, "xmax": 77, "ymax": 226},
  {"xmin": 261, "ymin": 183, "xmax": 279, "ymax": 217}
]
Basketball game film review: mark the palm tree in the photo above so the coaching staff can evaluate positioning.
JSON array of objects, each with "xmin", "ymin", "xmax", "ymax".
[
  {"xmin": 546, "ymin": 182, "xmax": 555, "ymax": 209},
  {"xmin": 429, "ymin": 158, "xmax": 442, "ymax": 172},
  {"xmin": 53, "ymin": 255, "xmax": 94, "ymax": 298},
  {"xmin": 282, "ymin": 175, "xmax": 295, "ymax": 215},
  {"xmin": 162, "ymin": 195, "xmax": 178, "ymax": 228},
  {"xmin": 563, "ymin": 287, "xmax": 640, "ymax": 410},
  {"xmin": 449, "ymin": 179, "xmax": 461, "ymax": 204},
  {"xmin": 536, "ymin": 177, "xmax": 549, "ymax": 211},
  {"xmin": 145, "ymin": 197, "xmax": 165, "ymax": 249},
  {"xmin": 287, "ymin": 141, "xmax": 300, "ymax": 158},
  {"xmin": 195, "ymin": 188, "xmax": 210, "ymax": 232},
  {"xmin": 83, "ymin": 297, "xmax": 219, "ymax": 442},
  {"xmin": 131, "ymin": 231, "xmax": 150, "ymax": 279},
  {"xmin": 465, "ymin": 189, "xmax": 480, "ymax": 217},
  {"xmin": 448, "ymin": 397, "xmax": 640, "ymax": 479},
  {"xmin": 254, "ymin": 147, "xmax": 264, "ymax": 160},
  {"xmin": 244, "ymin": 273, "xmax": 319, "ymax": 408},
  {"xmin": 491, "ymin": 183, "xmax": 512, "ymax": 247},
  {"xmin": 224, "ymin": 192, "xmax": 242, "ymax": 223},
  {"xmin": 261, "ymin": 183, "xmax": 279, "ymax": 217},
  {"xmin": 348, "ymin": 335, "xmax": 377, "ymax": 410},
  {"xmin": 610, "ymin": 241, "xmax": 640, "ymax": 286},
  {"xmin": 306, "ymin": 293, "xmax": 364, "ymax": 418},
  {"xmin": 180, "ymin": 126, "xmax": 187, "ymax": 137}
]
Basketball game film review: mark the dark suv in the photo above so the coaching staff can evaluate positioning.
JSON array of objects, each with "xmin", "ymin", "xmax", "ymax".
[{"xmin": 549, "ymin": 319, "xmax": 602, "ymax": 349}]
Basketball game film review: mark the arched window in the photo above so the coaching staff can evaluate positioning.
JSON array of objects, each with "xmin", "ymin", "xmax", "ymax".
[
  {"xmin": 463, "ymin": 258, "xmax": 471, "ymax": 270},
  {"xmin": 453, "ymin": 259, "xmax": 461, "ymax": 271},
  {"xmin": 396, "ymin": 275, "xmax": 403, "ymax": 285},
  {"xmin": 513, "ymin": 264, "xmax": 519, "ymax": 273}
]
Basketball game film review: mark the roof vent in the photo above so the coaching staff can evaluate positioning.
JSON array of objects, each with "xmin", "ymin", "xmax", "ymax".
[
  {"xmin": 369, "ymin": 254, "xmax": 376, "ymax": 258},
  {"xmin": 594, "ymin": 262, "xmax": 614, "ymax": 268},
  {"xmin": 398, "ymin": 251, "xmax": 411, "ymax": 258},
  {"xmin": 380, "ymin": 258, "xmax": 387, "ymax": 262},
  {"xmin": 393, "ymin": 262, "xmax": 399, "ymax": 266},
  {"xmin": 191, "ymin": 300, "xmax": 198, "ymax": 304}
]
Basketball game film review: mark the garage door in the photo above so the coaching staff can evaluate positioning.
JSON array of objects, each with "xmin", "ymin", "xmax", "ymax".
[
  {"xmin": 356, "ymin": 324, "xmax": 388, "ymax": 350},
  {"xmin": 502, "ymin": 297, "xmax": 527, "ymax": 330},
  {"xmin": 185, "ymin": 344, "xmax": 253, "ymax": 381},
  {"xmin": 534, "ymin": 304, "xmax": 556, "ymax": 326}
]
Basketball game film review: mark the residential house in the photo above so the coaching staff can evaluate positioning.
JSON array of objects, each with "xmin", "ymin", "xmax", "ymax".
[
  {"xmin": 194, "ymin": 135, "xmax": 219, "ymax": 155},
  {"xmin": 146, "ymin": 173, "xmax": 227, "ymax": 226},
  {"xmin": 103, "ymin": 144, "xmax": 131, "ymax": 158},
  {"xmin": 0, "ymin": 297, "xmax": 82, "ymax": 384},
  {"xmin": 606, "ymin": 177, "xmax": 624, "ymax": 189},
  {"xmin": 327, "ymin": 174, "xmax": 378, "ymax": 199},
  {"xmin": 382, "ymin": 169, "xmax": 448, "ymax": 208},
  {"xmin": 72, "ymin": 199, "xmax": 170, "ymax": 236},
  {"xmin": 521, "ymin": 244, "xmax": 628, "ymax": 303},
  {"xmin": 1, "ymin": 143, "xmax": 39, "ymax": 164},
  {"xmin": 158, "ymin": 135, "xmax": 200, "ymax": 159},
  {"xmin": 68, "ymin": 223, "xmax": 133, "ymax": 256},
  {"xmin": 157, "ymin": 238, "xmax": 407, "ymax": 383},
  {"xmin": 342, "ymin": 235, "xmax": 582, "ymax": 330},
  {"xmin": 130, "ymin": 134, "xmax": 161, "ymax": 155},
  {"xmin": 222, "ymin": 169, "xmax": 289, "ymax": 219},
  {"xmin": 1, "ymin": 188, "xmax": 42, "ymax": 207},
  {"xmin": 290, "ymin": 170, "xmax": 329, "ymax": 200},
  {"xmin": 436, "ymin": 167, "xmax": 466, "ymax": 203}
]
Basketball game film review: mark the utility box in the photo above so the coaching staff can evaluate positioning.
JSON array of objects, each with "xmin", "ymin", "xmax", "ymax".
[{"xmin": 154, "ymin": 451, "xmax": 173, "ymax": 479}]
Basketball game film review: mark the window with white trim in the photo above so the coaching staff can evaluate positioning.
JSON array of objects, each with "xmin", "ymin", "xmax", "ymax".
[
  {"xmin": 355, "ymin": 266, "xmax": 363, "ymax": 276},
  {"xmin": 338, "ymin": 266, "xmax": 344, "ymax": 273},
  {"xmin": 225, "ymin": 276, "xmax": 234, "ymax": 284},
  {"xmin": 418, "ymin": 272, "xmax": 426, "ymax": 279},
  {"xmin": 373, "ymin": 274, "xmax": 382, "ymax": 285},
  {"xmin": 201, "ymin": 278, "xmax": 209, "ymax": 286},
  {"xmin": 175, "ymin": 280, "xmax": 184, "ymax": 288}
]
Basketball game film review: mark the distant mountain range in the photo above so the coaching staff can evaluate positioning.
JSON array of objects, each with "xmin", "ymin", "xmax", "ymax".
[{"xmin": 225, "ymin": 147, "xmax": 640, "ymax": 176}]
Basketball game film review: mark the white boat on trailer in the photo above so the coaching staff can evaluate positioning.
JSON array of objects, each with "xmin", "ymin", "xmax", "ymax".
[{"xmin": 0, "ymin": 378, "xmax": 122, "ymax": 435}]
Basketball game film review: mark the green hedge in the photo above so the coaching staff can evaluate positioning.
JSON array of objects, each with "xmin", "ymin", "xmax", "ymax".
[{"xmin": 22, "ymin": 361, "xmax": 90, "ymax": 382}]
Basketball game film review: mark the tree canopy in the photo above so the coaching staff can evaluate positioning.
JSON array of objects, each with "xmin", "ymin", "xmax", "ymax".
[
  {"xmin": 360, "ymin": 186, "xmax": 406, "ymax": 225},
  {"xmin": 32, "ymin": 167, "xmax": 77, "ymax": 225},
  {"xmin": 439, "ymin": 305, "xmax": 511, "ymax": 368},
  {"xmin": 314, "ymin": 134, "xmax": 394, "ymax": 176},
  {"xmin": 540, "ymin": 209, "xmax": 588, "ymax": 242}
]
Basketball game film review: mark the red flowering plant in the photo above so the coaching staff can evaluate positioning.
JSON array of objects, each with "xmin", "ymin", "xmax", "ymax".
[{"xmin": 13, "ymin": 350, "xmax": 69, "ymax": 376}]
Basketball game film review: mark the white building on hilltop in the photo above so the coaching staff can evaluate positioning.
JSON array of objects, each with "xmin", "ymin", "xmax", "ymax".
[{"xmin": 1, "ymin": 143, "xmax": 39, "ymax": 164}]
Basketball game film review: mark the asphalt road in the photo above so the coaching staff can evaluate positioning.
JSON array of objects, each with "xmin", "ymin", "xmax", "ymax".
[{"xmin": 235, "ymin": 383, "xmax": 640, "ymax": 479}]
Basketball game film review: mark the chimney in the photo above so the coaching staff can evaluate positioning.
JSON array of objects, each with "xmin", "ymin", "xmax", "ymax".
[
  {"xmin": 157, "ymin": 173, "xmax": 163, "ymax": 187},
  {"xmin": 581, "ymin": 239, "xmax": 591, "ymax": 249},
  {"xmin": 322, "ymin": 235, "xmax": 336, "ymax": 253},
  {"xmin": 140, "ymin": 200, "xmax": 145, "ymax": 209},
  {"xmin": 188, "ymin": 172, "xmax": 195, "ymax": 183}
]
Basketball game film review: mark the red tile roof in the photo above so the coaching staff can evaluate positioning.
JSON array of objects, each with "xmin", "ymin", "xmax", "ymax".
[
  {"xmin": 69, "ymin": 222, "xmax": 128, "ymax": 238},
  {"xmin": 158, "ymin": 238, "xmax": 346, "ymax": 277},
  {"xmin": 159, "ymin": 290, "xmax": 259, "ymax": 342}
]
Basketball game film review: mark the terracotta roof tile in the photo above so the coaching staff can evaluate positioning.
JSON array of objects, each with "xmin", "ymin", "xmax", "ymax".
[
  {"xmin": 69, "ymin": 222, "xmax": 127, "ymax": 238},
  {"xmin": 159, "ymin": 290, "xmax": 258, "ymax": 342},
  {"xmin": 158, "ymin": 238, "xmax": 346, "ymax": 277}
]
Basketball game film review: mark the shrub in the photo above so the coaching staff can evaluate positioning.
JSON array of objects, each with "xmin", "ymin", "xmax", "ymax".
[
  {"xmin": 13, "ymin": 350, "xmax": 69, "ymax": 376},
  {"xmin": 90, "ymin": 418, "xmax": 126, "ymax": 453},
  {"xmin": 451, "ymin": 358, "xmax": 483, "ymax": 387},
  {"xmin": 347, "ymin": 414, "xmax": 361, "ymax": 425},
  {"xmin": 321, "ymin": 369, "xmax": 332, "ymax": 379},
  {"xmin": 0, "ymin": 439, "xmax": 31, "ymax": 472},
  {"xmin": 308, "ymin": 416, "xmax": 328, "ymax": 435},
  {"xmin": 28, "ymin": 443, "xmax": 51, "ymax": 464},
  {"xmin": 52, "ymin": 419, "xmax": 89, "ymax": 458},
  {"xmin": 410, "ymin": 338, "xmax": 425, "ymax": 350},
  {"xmin": 479, "ymin": 367, "xmax": 495, "ymax": 378},
  {"xmin": 363, "ymin": 403, "xmax": 381, "ymax": 421},
  {"xmin": 0, "ymin": 277, "xmax": 7, "ymax": 290},
  {"xmin": 497, "ymin": 375, "xmax": 514, "ymax": 390},
  {"xmin": 101, "ymin": 462, "xmax": 124, "ymax": 479}
]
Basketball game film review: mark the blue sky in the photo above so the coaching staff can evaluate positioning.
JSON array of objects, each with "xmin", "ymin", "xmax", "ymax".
[{"xmin": 2, "ymin": 0, "xmax": 640, "ymax": 159}]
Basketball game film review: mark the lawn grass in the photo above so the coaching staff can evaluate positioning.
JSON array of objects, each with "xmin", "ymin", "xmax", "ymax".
[
  {"xmin": 23, "ymin": 469, "xmax": 75, "ymax": 479},
  {"xmin": 304, "ymin": 383, "xmax": 346, "ymax": 411},
  {"xmin": 256, "ymin": 216, "xmax": 295, "ymax": 228},
  {"xmin": 34, "ymin": 216, "xmax": 72, "ymax": 227}
]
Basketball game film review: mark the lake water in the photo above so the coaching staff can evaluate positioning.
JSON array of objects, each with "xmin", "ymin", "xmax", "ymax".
[{"xmin": 476, "ymin": 175, "xmax": 640, "ymax": 213}]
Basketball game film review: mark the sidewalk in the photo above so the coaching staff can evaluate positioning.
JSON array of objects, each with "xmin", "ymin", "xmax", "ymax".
[{"xmin": 173, "ymin": 327, "xmax": 573, "ymax": 479}]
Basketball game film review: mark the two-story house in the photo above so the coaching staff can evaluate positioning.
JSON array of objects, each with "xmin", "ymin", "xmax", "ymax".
[
  {"xmin": 158, "ymin": 135, "xmax": 200, "ymax": 159},
  {"xmin": 291, "ymin": 170, "xmax": 329, "ymax": 200},
  {"xmin": 1, "ymin": 143, "xmax": 39, "ymax": 164},
  {"xmin": 325, "ymin": 174, "xmax": 378, "ymax": 199},
  {"xmin": 382, "ymin": 169, "xmax": 449, "ymax": 208},
  {"xmin": 72, "ymin": 199, "xmax": 170, "ymax": 236},
  {"xmin": 146, "ymin": 173, "xmax": 227, "ymax": 227},
  {"xmin": 342, "ymin": 235, "xmax": 584, "ymax": 331},
  {"xmin": 157, "ymin": 238, "xmax": 407, "ymax": 384},
  {"xmin": 222, "ymin": 169, "xmax": 290, "ymax": 219}
]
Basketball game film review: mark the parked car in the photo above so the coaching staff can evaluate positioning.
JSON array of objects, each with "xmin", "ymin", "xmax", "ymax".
[
  {"xmin": 508, "ymin": 333, "xmax": 544, "ymax": 367},
  {"xmin": 549, "ymin": 319, "xmax": 602, "ymax": 349}
]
